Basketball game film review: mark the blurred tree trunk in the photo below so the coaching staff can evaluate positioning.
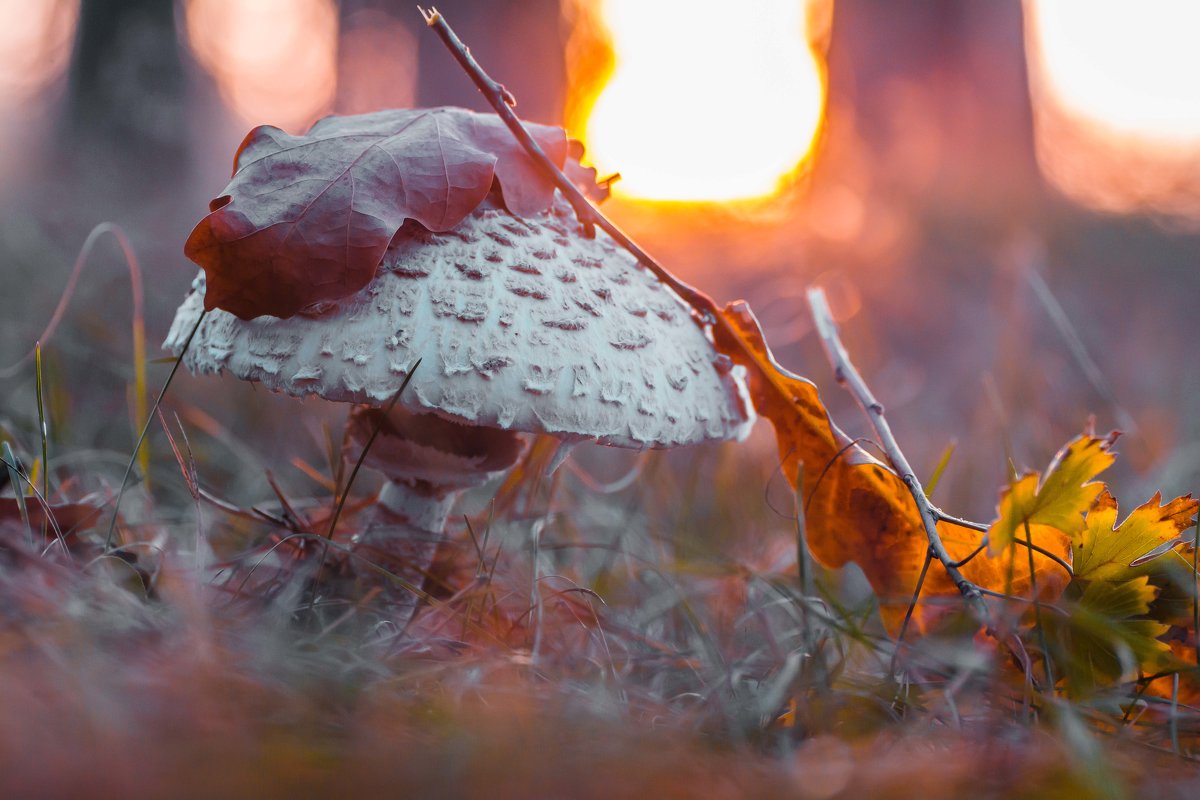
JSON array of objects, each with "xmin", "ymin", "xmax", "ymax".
[
  {"xmin": 63, "ymin": 0, "xmax": 186, "ymax": 176},
  {"xmin": 822, "ymin": 0, "xmax": 1042, "ymax": 223}
]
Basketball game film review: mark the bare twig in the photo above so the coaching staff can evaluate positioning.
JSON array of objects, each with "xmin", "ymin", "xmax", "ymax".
[
  {"xmin": 807, "ymin": 288, "xmax": 989, "ymax": 624},
  {"xmin": 420, "ymin": 5, "xmax": 594, "ymax": 237},
  {"xmin": 935, "ymin": 511, "xmax": 988, "ymax": 533},
  {"xmin": 418, "ymin": 6, "xmax": 718, "ymax": 322},
  {"xmin": 948, "ymin": 541, "xmax": 988, "ymax": 569},
  {"xmin": 893, "ymin": 549, "xmax": 933, "ymax": 660}
]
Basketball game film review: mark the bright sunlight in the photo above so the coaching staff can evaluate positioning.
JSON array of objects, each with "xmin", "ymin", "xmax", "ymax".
[
  {"xmin": 569, "ymin": 0, "xmax": 829, "ymax": 203},
  {"xmin": 1024, "ymin": 0, "xmax": 1200, "ymax": 218}
]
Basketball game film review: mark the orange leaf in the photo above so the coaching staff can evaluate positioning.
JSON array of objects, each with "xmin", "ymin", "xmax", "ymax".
[
  {"xmin": 716, "ymin": 303, "xmax": 934, "ymax": 632},
  {"xmin": 714, "ymin": 303, "xmax": 1082, "ymax": 632}
]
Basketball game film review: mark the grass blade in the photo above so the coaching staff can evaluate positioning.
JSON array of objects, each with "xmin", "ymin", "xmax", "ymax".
[{"xmin": 105, "ymin": 310, "xmax": 207, "ymax": 548}]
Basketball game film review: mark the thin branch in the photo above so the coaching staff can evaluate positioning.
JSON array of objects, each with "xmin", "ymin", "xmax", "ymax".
[
  {"xmin": 934, "ymin": 511, "xmax": 988, "ymax": 533},
  {"xmin": 893, "ymin": 548, "xmax": 933, "ymax": 666},
  {"xmin": 806, "ymin": 288, "xmax": 989, "ymax": 624},
  {"xmin": 419, "ymin": 6, "xmax": 718, "ymax": 322},
  {"xmin": 948, "ymin": 541, "xmax": 988, "ymax": 569}
]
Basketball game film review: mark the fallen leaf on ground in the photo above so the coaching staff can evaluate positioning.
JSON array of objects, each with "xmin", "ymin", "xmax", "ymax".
[{"xmin": 0, "ymin": 497, "xmax": 103, "ymax": 536}]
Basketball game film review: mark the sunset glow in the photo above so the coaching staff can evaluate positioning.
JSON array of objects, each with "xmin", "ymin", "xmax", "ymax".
[
  {"xmin": 183, "ymin": 0, "xmax": 338, "ymax": 132},
  {"xmin": 0, "ymin": 0, "xmax": 78, "ymax": 106},
  {"xmin": 1024, "ymin": 0, "xmax": 1200, "ymax": 218},
  {"xmin": 568, "ymin": 0, "xmax": 830, "ymax": 203}
]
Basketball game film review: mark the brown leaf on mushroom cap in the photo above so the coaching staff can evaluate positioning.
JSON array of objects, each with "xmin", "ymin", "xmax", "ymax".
[{"xmin": 184, "ymin": 108, "xmax": 572, "ymax": 320}]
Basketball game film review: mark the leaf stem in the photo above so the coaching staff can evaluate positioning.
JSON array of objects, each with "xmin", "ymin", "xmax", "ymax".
[
  {"xmin": 1023, "ymin": 518, "xmax": 1055, "ymax": 690},
  {"xmin": 1192, "ymin": 514, "xmax": 1199, "ymax": 667}
]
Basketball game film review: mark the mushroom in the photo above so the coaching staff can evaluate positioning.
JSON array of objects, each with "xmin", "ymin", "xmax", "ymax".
[{"xmin": 165, "ymin": 191, "xmax": 754, "ymax": 619}]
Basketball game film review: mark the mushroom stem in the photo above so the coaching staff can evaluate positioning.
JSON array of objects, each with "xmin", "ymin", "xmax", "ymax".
[
  {"xmin": 351, "ymin": 480, "xmax": 459, "ymax": 625},
  {"xmin": 377, "ymin": 480, "xmax": 457, "ymax": 531},
  {"xmin": 343, "ymin": 405, "xmax": 528, "ymax": 626}
]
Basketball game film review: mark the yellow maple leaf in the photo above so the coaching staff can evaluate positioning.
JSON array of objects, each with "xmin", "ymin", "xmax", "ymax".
[
  {"xmin": 1069, "ymin": 577, "xmax": 1171, "ymax": 685},
  {"xmin": 1073, "ymin": 490, "xmax": 1199, "ymax": 581},
  {"xmin": 1046, "ymin": 575, "xmax": 1173, "ymax": 694},
  {"xmin": 988, "ymin": 433, "xmax": 1117, "ymax": 555}
]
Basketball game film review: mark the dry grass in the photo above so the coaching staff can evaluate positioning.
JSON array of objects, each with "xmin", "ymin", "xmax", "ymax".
[
  {"xmin": 0, "ymin": 397, "xmax": 1198, "ymax": 799},
  {"xmin": 0, "ymin": 198, "xmax": 1198, "ymax": 796}
]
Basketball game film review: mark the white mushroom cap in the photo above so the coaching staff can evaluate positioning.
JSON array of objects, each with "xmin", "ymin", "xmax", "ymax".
[{"xmin": 165, "ymin": 195, "xmax": 754, "ymax": 449}]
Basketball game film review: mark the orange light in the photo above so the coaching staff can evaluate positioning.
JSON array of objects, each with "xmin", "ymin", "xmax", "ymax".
[
  {"xmin": 1025, "ymin": 0, "xmax": 1200, "ymax": 219},
  {"xmin": 0, "ymin": 0, "xmax": 78, "ymax": 106},
  {"xmin": 567, "ymin": 0, "xmax": 830, "ymax": 203},
  {"xmin": 183, "ymin": 0, "xmax": 338, "ymax": 132}
]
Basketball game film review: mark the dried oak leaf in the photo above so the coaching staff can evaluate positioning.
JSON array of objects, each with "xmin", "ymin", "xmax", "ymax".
[
  {"xmin": 1074, "ymin": 489, "xmax": 1198, "ymax": 581},
  {"xmin": 716, "ymin": 303, "xmax": 1075, "ymax": 633},
  {"xmin": 988, "ymin": 432, "xmax": 1117, "ymax": 555},
  {"xmin": 184, "ymin": 107, "xmax": 570, "ymax": 320}
]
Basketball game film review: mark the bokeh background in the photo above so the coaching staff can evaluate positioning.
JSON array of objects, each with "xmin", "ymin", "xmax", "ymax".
[{"xmin": 1, "ymin": 0, "xmax": 1198, "ymax": 520}]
